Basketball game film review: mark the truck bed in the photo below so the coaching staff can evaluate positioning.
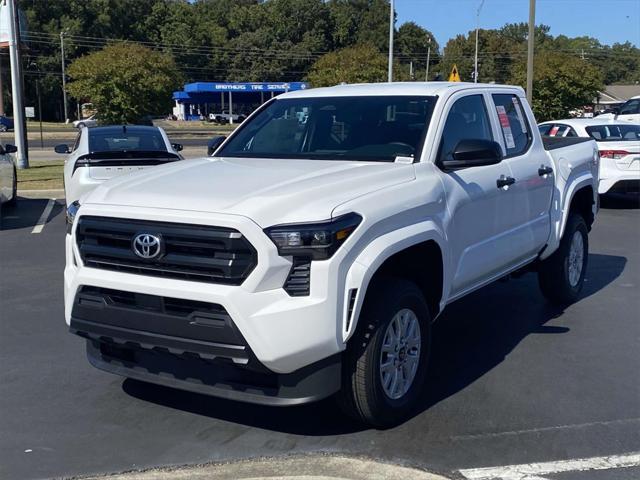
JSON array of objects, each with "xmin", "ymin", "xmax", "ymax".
[{"xmin": 542, "ymin": 136, "xmax": 593, "ymax": 151}]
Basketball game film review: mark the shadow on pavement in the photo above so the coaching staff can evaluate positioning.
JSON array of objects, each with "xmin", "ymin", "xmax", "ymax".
[
  {"xmin": 0, "ymin": 197, "xmax": 63, "ymax": 231},
  {"xmin": 600, "ymin": 193, "xmax": 639, "ymax": 210},
  {"xmin": 122, "ymin": 253, "xmax": 626, "ymax": 435}
]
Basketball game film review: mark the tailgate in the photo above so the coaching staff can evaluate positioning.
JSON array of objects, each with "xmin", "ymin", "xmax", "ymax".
[{"xmin": 597, "ymin": 140, "xmax": 640, "ymax": 171}]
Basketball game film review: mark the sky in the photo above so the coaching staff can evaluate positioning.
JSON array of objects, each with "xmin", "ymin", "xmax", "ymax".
[{"xmin": 396, "ymin": 0, "xmax": 640, "ymax": 49}]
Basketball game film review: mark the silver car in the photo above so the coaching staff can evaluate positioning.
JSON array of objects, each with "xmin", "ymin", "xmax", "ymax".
[{"xmin": 56, "ymin": 125, "xmax": 183, "ymax": 207}]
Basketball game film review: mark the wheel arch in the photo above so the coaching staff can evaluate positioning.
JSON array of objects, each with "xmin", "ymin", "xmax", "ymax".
[{"xmin": 342, "ymin": 222, "xmax": 447, "ymax": 343}]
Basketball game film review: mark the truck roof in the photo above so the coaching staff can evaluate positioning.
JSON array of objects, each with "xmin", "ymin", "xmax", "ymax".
[{"xmin": 280, "ymin": 81, "xmax": 525, "ymax": 99}]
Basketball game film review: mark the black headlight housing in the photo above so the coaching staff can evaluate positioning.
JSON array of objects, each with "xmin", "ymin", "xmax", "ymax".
[
  {"xmin": 66, "ymin": 201, "xmax": 81, "ymax": 234},
  {"xmin": 265, "ymin": 213, "xmax": 362, "ymax": 261}
]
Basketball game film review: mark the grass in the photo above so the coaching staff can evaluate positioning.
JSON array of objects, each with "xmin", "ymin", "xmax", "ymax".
[{"xmin": 17, "ymin": 160, "xmax": 64, "ymax": 190}]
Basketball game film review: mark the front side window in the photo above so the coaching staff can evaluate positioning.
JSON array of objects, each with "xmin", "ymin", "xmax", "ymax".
[
  {"xmin": 619, "ymin": 99, "xmax": 640, "ymax": 115},
  {"xmin": 585, "ymin": 124, "xmax": 640, "ymax": 141},
  {"xmin": 439, "ymin": 94, "xmax": 493, "ymax": 162},
  {"xmin": 218, "ymin": 96, "xmax": 436, "ymax": 162},
  {"xmin": 89, "ymin": 130, "xmax": 167, "ymax": 152},
  {"xmin": 492, "ymin": 94, "xmax": 531, "ymax": 156}
]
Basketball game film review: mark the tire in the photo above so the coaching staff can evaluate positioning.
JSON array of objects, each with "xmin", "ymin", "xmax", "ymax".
[
  {"xmin": 77, "ymin": 122, "xmax": 85, "ymax": 129},
  {"xmin": 338, "ymin": 277, "xmax": 431, "ymax": 428},
  {"xmin": 0, "ymin": 125, "xmax": 7, "ymax": 132},
  {"xmin": 5, "ymin": 166, "xmax": 17, "ymax": 207},
  {"xmin": 538, "ymin": 213, "xmax": 588, "ymax": 305}
]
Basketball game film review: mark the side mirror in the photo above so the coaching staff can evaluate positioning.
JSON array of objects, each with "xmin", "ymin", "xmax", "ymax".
[
  {"xmin": 54, "ymin": 144, "xmax": 71, "ymax": 154},
  {"xmin": 207, "ymin": 135, "xmax": 226, "ymax": 156},
  {"xmin": 171, "ymin": 143, "xmax": 183, "ymax": 152},
  {"xmin": 4, "ymin": 144, "xmax": 17, "ymax": 154},
  {"xmin": 441, "ymin": 139, "xmax": 503, "ymax": 171}
]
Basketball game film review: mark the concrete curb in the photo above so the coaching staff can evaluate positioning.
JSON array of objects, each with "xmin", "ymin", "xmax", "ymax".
[
  {"xmin": 75, "ymin": 454, "xmax": 452, "ymax": 480},
  {"xmin": 17, "ymin": 189, "xmax": 65, "ymax": 199}
]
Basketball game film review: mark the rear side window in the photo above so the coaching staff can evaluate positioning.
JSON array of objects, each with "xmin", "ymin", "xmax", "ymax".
[
  {"xmin": 89, "ymin": 130, "xmax": 166, "ymax": 152},
  {"xmin": 439, "ymin": 94, "xmax": 493, "ymax": 162},
  {"xmin": 585, "ymin": 124, "xmax": 640, "ymax": 141},
  {"xmin": 492, "ymin": 94, "xmax": 531, "ymax": 157}
]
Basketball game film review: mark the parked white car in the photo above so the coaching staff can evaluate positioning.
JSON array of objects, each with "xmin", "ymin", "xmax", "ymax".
[
  {"xmin": 57, "ymin": 125, "xmax": 183, "ymax": 207},
  {"xmin": 597, "ymin": 96, "xmax": 640, "ymax": 123},
  {"xmin": 65, "ymin": 82, "xmax": 599, "ymax": 427},
  {"xmin": 0, "ymin": 143, "xmax": 18, "ymax": 207},
  {"xmin": 73, "ymin": 114, "xmax": 98, "ymax": 129},
  {"xmin": 539, "ymin": 118, "xmax": 640, "ymax": 194}
]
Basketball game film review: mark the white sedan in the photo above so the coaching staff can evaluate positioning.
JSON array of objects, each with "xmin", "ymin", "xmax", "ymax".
[
  {"xmin": 72, "ymin": 114, "xmax": 98, "ymax": 129},
  {"xmin": 0, "ymin": 143, "xmax": 18, "ymax": 208},
  {"xmin": 539, "ymin": 118, "xmax": 639, "ymax": 194},
  {"xmin": 56, "ymin": 125, "xmax": 183, "ymax": 207}
]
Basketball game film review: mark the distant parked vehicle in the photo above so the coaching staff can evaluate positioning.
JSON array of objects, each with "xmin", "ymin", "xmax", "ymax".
[
  {"xmin": 0, "ymin": 116, "xmax": 14, "ymax": 132},
  {"xmin": 56, "ymin": 125, "xmax": 183, "ymax": 207},
  {"xmin": 597, "ymin": 96, "xmax": 640, "ymax": 123},
  {"xmin": 0, "ymin": 143, "xmax": 18, "ymax": 207},
  {"xmin": 539, "ymin": 118, "xmax": 640, "ymax": 194},
  {"xmin": 208, "ymin": 110, "xmax": 246, "ymax": 124},
  {"xmin": 73, "ymin": 114, "xmax": 98, "ymax": 129}
]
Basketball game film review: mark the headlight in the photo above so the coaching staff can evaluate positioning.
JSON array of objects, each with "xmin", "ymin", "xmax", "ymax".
[
  {"xmin": 66, "ymin": 201, "xmax": 81, "ymax": 234},
  {"xmin": 265, "ymin": 213, "xmax": 362, "ymax": 260}
]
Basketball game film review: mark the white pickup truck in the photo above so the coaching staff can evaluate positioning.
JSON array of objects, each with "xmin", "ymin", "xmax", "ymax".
[{"xmin": 65, "ymin": 82, "xmax": 599, "ymax": 427}]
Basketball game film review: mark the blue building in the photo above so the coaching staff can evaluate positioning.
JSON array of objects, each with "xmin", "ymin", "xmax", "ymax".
[{"xmin": 172, "ymin": 81, "xmax": 309, "ymax": 121}]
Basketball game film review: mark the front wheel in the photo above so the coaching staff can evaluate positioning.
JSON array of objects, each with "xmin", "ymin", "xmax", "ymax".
[
  {"xmin": 538, "ymin": 213, "xmax": 588, "ymax": 305},
  {"xmin": 338, "ymin": 278, "xmax": 431, "ymax": 428}
]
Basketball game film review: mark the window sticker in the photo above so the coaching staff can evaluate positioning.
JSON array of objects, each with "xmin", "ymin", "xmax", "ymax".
[
  {"xmin": 549, "ymin": 125, "xmax": 560, "ymax": 136},
  {"xmin": 496, "ymin": 105, "xmax": 516, "ymax": 149},
  {"xmin": 511, "ymin": 97, "xmax": 528, "ymax": 133}
]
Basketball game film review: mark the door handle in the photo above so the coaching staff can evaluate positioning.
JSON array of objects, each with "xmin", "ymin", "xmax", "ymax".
[
  {"xmin": 538, "ymin": 165, "xmax": 553, "ymax": 176},
  {"xmin": 496, "ymin": 175, "xmax": 516, "ymax": 189}
]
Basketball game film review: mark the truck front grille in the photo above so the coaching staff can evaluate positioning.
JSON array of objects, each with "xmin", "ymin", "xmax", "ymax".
[{"xmin": 76, "ymin": 216, "xmax": 257, "ymax": 285}]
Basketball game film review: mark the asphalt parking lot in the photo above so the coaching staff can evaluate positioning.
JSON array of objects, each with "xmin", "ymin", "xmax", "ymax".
[{"xmin": 1, "ymin": 195, "xmax": 639, "ymax": 480}]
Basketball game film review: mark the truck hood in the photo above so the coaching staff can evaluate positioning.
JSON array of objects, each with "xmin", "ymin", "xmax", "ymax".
[{"xmin": 84, "ymin": 157, "xmax": 415, "ymax": 226}]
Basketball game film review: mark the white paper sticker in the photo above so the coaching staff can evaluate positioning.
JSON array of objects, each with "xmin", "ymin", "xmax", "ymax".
[
  {"xmin": 511, "ymin": 97, "xmax": 528, "ymax": 133},
  {"xmin": 496, "ymin": 105, "xmax": 516, "ymax": 149}
]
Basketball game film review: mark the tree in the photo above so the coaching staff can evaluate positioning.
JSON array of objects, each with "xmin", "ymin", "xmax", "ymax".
[
  {"xmin": 396, "ymin": 22, "xmax": 438, "ymax": 79},
  {"xmin": 66, "ymin": 42, "xmax": 183, "ymax": 123},
  {"xmin": 306, "ymin": 44, "xmax": 388, "ymax": 87},
  {"xmin": 510, "ymin": 52, "xmax": 603, "ymax": 121}
]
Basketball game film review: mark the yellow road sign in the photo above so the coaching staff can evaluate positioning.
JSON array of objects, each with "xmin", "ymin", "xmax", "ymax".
[{"xmin": 449, "ymin": 64, "xmax": 461, "ymax": 82}]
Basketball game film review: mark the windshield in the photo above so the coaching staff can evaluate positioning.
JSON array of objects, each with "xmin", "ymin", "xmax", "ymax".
[
  {"xmin": 218, "ymin": 95, "xmax": 436, "ymax": 162},
  {"xmin": 89, "ymin": 130, "xmax": 167, "ymax": 152},
  {"xmin": 585, "ymin": 124, "xmax": 640, "ymax": 142}
]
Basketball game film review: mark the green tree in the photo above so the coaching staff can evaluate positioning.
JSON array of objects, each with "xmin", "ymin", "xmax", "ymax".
[
  {"xmin": 396, "ymin": 22, "xmax": 439, "ymax": 79},
  {"xmin": 511, "ymin": 52, "xmax": 603, "ymax": 121},
  {"xmin": 306, "ymin": 44, "xmax": 388, "ymax": 86},
  {"xmin": 66, "ymin": 42, "xmax": 183, "ymax": 123}
]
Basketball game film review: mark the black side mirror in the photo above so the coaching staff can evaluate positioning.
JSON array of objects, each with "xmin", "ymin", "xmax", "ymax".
[
  {"xmin": 4, "ymin": 144, "xmax": 17, "ymax": 154},
  {"xmin": 171, "ymin": 143, "xmax": 183, "ymax": 152},
  {"xmin": 54, "ymin": 144, "xmax": 71, "ymax": 154},
  {"xmin": 207, "ymin": 136, "xmax": 226, "ymax": 156},
  {"xmin": 441, "ymin": 139, "xmax": 503, "ymax": 171}
]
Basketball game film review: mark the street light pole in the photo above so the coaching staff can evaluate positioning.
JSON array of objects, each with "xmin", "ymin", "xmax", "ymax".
[
  {"xmin": 425, "ymin": 39, "xmax": 431, "ymax": 81},
  {"xmin": 387, "ymin": 0, "xmax": 394, "ymax": 82},
  {"xmin": 473, "ymin": 0, "xmax": 485, "ymax": 83},
  {"xmin": 526, "ymin": 0, "xmax": 536, "ymax": 104},
  {"xmin": 60, "ymin": 30, "xmax": 69, "ymax": 123},
  {"xmin": 7, "ymin": 0, "xmax": 28, "ymax": 169}
]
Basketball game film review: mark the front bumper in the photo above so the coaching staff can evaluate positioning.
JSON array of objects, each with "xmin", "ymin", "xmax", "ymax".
[{"xmin": 65, "ymin": 205, "xmax": 353, "ymax": 375}]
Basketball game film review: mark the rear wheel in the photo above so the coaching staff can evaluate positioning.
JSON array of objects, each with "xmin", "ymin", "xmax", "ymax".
[
  {"xmin": 338, "ymin": 278, "xmax": 431, "ymax": 428},
  {"xmin": 538, "ymin": 213, "xmax": 588, "ymax": 305}
]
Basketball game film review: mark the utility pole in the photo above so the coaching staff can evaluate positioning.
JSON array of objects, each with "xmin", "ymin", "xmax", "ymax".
[
  {"xmin": 526, "ymin": 0, "xmax": 536, "ymax": 103},
  {"xmin": 425, "ymin": 39, "xmax": 431, "ymax": 81},
  {"xmin": 409, "ymin": 61, "xmax": 413, "ymax": 80},
  {"xmin": 60, "ymin": 30, "xmax": 69, "ymax": 123},
  {"xmin": 387, "ymin": 0, "xmax": 394, "ymax": 82},
  {"xmin": 474, "ymin": 0, "xmax": 485, "ymax": 83},
  {"xmin": 8, "ymin": 0, "xmax": 28, "ymax": 168}
]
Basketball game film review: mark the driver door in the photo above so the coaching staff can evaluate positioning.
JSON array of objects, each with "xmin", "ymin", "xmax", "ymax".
[{"xmin": 436, "ymin": 93, "xmax": 516, "ymax": 298}]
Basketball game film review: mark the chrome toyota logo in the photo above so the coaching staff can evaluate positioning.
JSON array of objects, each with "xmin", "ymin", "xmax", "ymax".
[{"xmin": 132, "ymin": 233, "xmax": 162, "ymax": 260}]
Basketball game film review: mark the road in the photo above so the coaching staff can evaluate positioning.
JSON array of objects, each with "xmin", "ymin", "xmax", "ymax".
[{"xmin": 0, "ymin": 195, "xmax": 638, "ymax": 480}]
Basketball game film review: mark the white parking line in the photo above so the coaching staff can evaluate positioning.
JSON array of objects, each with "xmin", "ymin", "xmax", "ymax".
[
  {"xmin": 459, "ymin": 452, "xmax": 640, "ymax": 480},
  {"xmin": 31, "ymin": 198, "xmax": 56, "ymax": 234}
]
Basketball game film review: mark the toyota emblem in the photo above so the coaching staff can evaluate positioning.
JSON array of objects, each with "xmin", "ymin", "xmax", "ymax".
[{"xmin": 132, "ymin": 233, "xmax": 162, "ymax": 260}]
